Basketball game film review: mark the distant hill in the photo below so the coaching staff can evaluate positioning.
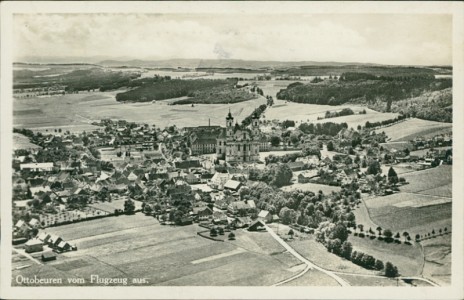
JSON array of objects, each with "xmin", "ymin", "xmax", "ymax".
[{"xmin": 98, "ymin": 58, "xmax": 383, "ymax": 70}]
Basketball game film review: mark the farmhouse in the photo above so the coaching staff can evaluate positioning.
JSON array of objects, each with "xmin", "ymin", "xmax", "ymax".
[
  {"xmin": 248, "ymin": 220, "xmax": 266, "ymax": 231},
  {"xmin": 41, "ymin": 251, "xmax": 57, "ymax": 262}
]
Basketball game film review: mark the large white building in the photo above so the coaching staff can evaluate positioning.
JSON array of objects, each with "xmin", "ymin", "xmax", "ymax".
[{"xmin": 216, "ymin": 111, "xmax": 262, "ymax": 163}]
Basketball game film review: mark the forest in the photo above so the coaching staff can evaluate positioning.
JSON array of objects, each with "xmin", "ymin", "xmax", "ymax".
[
  {"xmin": 276, "ymin": 72, "xmax": 452, "ymax": 106},
  {"xmin": 116, "ymin": 78, "xmax": 256, "ymax": 104}
]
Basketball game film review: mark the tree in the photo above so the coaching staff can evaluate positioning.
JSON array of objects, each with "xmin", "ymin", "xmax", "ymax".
[
  {"xmin": 279, "ymin": 207, "xmax": 297, "ymax": 225},
  {"xmin": 288, "ymin": 229, "xmax": 294, "ymax": 238},
  {"xmin": 387, "ymin": 167, "xmax": 399, "ymax": 184},
  {"xmin": 124, "ymin": 199, "xmax": 135, "ymax": 214},
  {"xmin": 238, "ymin": 186, "xmax": 250, "ymax": 199},
  {"xmin": 341, "ymin": 241, "xmax": 353, "ymax": 259},
  {"xmin": 367, "ymin": 160, "xmax": 381, "ymax": 175},
  {"xmin": 383, "ymin": 229, "xmax": 393, "ymax": 240},
  {"xmin": 415, "ymin": 234, "xmax": 420, "ymax": 241},
  {"xmin": 271, "ymin": 164, "xmax": 293, "ymax": 187},
  {"xmin": 228, "ymin": 232, "xmax": 235, "ymax": 240},
  {"xmin": 375, "ymin": 259, "xmax": 384, "ymax": 271},
  {"xmin": 385, "ymin": 262, "xmax": 399, "ymax": 277},
  {"xmin": 327, "ymin": 141, "xmax": 335, "ymax": 151},
  {"xmin": 376, "ymin": 226, "xmax": 382, "ymax": 236},
  {"xmin": 210, "ymin": 228, "xmax": 217, "ymax": 237},
  {"xmin": 270, "ymin": 136, "xmax": 281, "ymax": 147}
]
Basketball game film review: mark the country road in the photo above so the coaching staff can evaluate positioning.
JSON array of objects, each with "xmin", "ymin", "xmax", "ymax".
[{"xmin": 265, "ymin": 224, "xmax": 350, "ymax": 287}]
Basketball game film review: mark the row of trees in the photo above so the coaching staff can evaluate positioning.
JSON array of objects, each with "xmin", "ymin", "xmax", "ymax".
[
  {"xmin": 299, "ymin": 122, "xmax": 349, "ymax": 136},
  {"xmin": 241, "ymin": 104, "xmax": 267, "ymax": 127},
  {"xmin": 316, "ymin": 221, "xmax": 400, "ymax": 277},
  {"xmin": 364, "ymin": 114, "xmax": 408, "ymax": 129}
]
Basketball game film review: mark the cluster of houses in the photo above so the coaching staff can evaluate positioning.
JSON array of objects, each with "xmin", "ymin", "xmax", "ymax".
[{"xmin": 12, "ymin": 114, "xmax": 453, "ymax": 249}]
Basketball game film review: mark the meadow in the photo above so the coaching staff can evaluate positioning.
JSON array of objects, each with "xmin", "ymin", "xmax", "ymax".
[
  {"xmin": 12, "ymin": 213, "xmax": 307, "ymax": 286},
  {"xmin": 13, "ymin": 90, "xmax": 266, "ymax": 132},
  {"xmin": 375, "ymin": 118, "xmax": 452, "ymax": 142}
]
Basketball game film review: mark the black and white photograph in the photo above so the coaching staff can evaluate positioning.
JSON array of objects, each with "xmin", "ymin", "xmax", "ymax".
[{"xmin": 1, "ymin": 1, "xmax": 463, "ymax": 299}]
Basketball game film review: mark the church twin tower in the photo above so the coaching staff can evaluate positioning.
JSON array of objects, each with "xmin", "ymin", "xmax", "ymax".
[{"xmin": 216, "ymin": 110, "xmax": 261, "ymax": 163}]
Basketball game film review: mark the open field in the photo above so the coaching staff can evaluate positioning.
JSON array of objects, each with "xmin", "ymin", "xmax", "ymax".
[
  {"xmin": 13, "ymin": 213, "xmax": 311, "ymax": 286},
  {"xmin": 410, "ymin": 146, "xmax": 452, "ymax": 158},
  {"xmin": 400, "ymin": 165, "xmax": 452, "ymax": 196},
  {"xmin": 13, "ymin": 133, "xmax": 42, "ymax": 150},
  {"xmin": 14, "ymin": 91, "xmax": 266, "ymax": 132},
  {"xmin": 289, "ymin": 237, "xmax": 377, "ymax": 275},
  {"xmin": 421, "ymin": 234, "xmax": 451, "ymax": 286},
  {"xmin": 348, "ymin": 235, "xmax": 424, "ymax": 276},
  {"xmin": 280, "ymin": 269, "xmax": 339, "ymax": 286},
  {"xmin": 312, "ymin": 112, "xmax": 399, "ymax": 130},
  {"xmin": 263, "ymin": 99, "xmax": 388, "ymax": 128},
  {"xmin": 375, "ymin": 118, "xmax": 452, "ymax": 142},
  {"xmin": 337, "ymin": 274, "xmax": 409, "ymax": 286},
  {"xmin": 281, "ymin": 182, "xmax": 341, "ymax": 195},
  {"xmin": 365, "ymin": 194, "xmax": 451, "ymax": 234}
]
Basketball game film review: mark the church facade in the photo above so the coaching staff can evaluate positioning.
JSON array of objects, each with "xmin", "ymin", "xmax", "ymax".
[{"xmin": 216, "ymin": 111, "xmax": 261, "ymax": 163}]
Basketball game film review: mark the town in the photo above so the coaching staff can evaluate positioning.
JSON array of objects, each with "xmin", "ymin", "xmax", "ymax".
[{"xmin": 12, "ymin": 98, "xmax": 452, "ymax": 286}]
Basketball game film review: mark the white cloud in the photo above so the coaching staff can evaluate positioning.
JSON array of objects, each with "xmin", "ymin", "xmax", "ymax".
[{"xmin": 13, "ymin": 13, "xmax": 452, "ymax": 65}]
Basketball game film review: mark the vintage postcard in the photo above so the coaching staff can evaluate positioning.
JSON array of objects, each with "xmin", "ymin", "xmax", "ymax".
[{"xmin": 1, "ymin": 1, "xmax": 463, "ymax": 299}]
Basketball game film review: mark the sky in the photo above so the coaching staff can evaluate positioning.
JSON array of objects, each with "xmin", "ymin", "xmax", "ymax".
[{"xmin": 13, "ymin": 13, "xmax": 452, "ymax": 65}]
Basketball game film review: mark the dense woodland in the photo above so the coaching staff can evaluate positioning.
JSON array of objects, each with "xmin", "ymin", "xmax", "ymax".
[
  {"xmin": 366, "ymin": 88, "xmax": 452, "ymax": 123},
  {"xmin": 115, "ymin": 78, "xmax": 256, "ymax": 104},
  {"xmin": 276, "ymin": 73, "xmax": 452, "ymax": 106},
  {"xmin": 271, "ymin": 65, "xmax": 444, "ymax": 77}
]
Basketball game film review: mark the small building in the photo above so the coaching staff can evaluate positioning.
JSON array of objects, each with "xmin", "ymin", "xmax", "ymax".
[
  {"xmin": 29, "ymin": 218, "xmax": 41, "ymax": 229},
  {"xmin": 297, "ymin": 170, "xmax": 319, "ymax": 183},
  {"xmin": 257, "ymin": 210, "xmax": 273, "ymax": 223},
  {"xmin": 57, "ymin": 241, "xmax": 73, "ymax": 252},
  {"xmin": 15, "ymin": 220, "xmax": 30, "ymax": 233},
  {"xmin": 212, "ymin": 211, "xmax": 228, "ymax": 225},
  {"xmin": 223, "ymin": 180, "xmax": 242, "ymax": 192},
  {"xmin": 48, "ymin": 235, "xmax": 63, "ymax": 248},
  {"xmin": 248, "ymin": 220, "xmax": 266, "ymax": 232},
  {"xmin": 25, "ymin": 239, "xmax": 43, "ymax": 253},
  {"xmin": 193, "ymin": 206, "xmax": 213, "ymax": 221},
  {"xmin": 41, "ymin": 251, "xmax": 57, "ymax": 262},
  {"xmin": 20, "ymin": 162, "xmax": 54, "ymax": 172},
  {"xmin": 37, "ymin": 232, "xmax": 51, "ymax": 243},
  {"xmin": 286, "ymin": 161, "xmax": 305, "ymax": 171}
]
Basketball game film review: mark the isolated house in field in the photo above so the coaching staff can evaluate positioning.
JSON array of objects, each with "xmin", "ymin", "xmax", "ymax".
[
  {"xmin": 25, "ymin": 239, "xmax": 43, "ymax": 253},
  {"xmin": 257, "ymin": 210, "xmax": 272, "ymax": 223},
  {"xmin": 248, "ymin": 220, "xmax": 266, "ymax": 231}
]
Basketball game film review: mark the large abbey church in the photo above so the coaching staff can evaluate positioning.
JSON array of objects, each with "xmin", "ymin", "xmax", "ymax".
[{"xmin": 216, "ymin": 111, "xmax": 263, "ymax": 163}]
